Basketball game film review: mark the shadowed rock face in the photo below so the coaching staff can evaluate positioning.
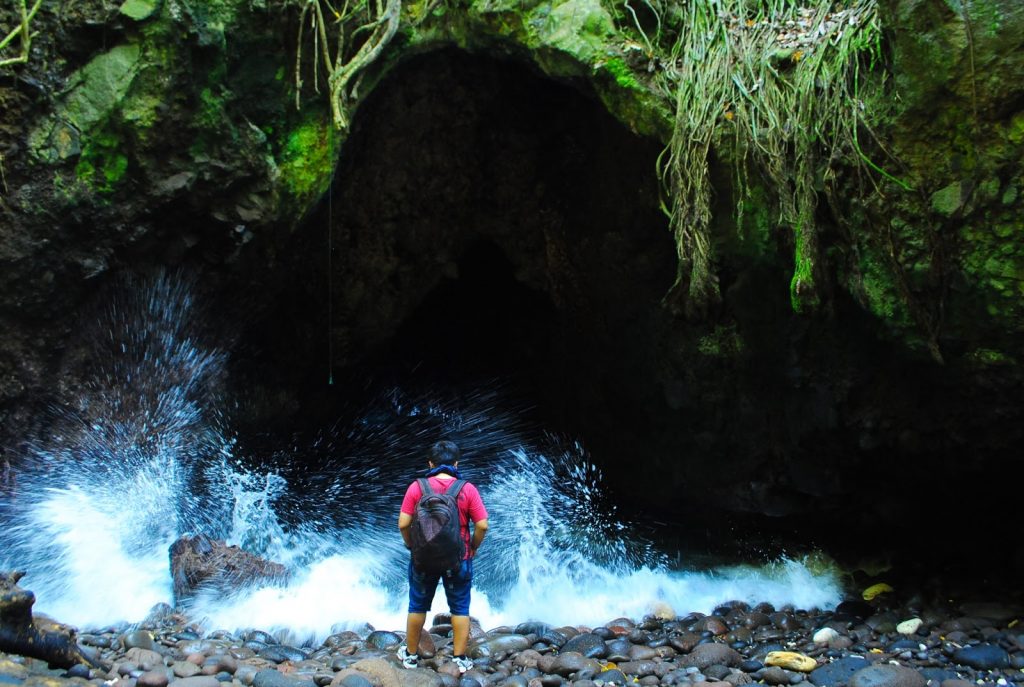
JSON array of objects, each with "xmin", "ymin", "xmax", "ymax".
[
  {"xmin": 1, "ymin": 0, "xmax": 1023, "ymax": 580},
  {"xmin": 169, "ymin": 535, "xmax": 289, "ymax": 605},
  {"xmin": 0, "ymin": 571, "xmax": 98, "ymax": 668}
]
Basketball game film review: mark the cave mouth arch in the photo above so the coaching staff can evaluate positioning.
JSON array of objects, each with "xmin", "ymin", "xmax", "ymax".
[{"xmin": 230, "ymin": 47, "xmax": 676, "ymax": 449}]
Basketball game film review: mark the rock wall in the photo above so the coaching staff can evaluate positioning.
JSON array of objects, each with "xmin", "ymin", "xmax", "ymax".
[{"xmin": 1, "ymin": 0, "xmax": 1021, "ymax": 559}]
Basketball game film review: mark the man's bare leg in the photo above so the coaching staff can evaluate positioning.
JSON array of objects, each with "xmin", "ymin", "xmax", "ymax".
[
  {"xmin": 451, "ymin": 615, "xmax": 470, "ymax": 656},
  {"xmin": 406, "ymin": 612, "xmax": 427, "ymax": 655}
]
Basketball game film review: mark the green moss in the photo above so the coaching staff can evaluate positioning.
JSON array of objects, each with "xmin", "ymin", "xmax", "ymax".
[
  {"xmin": 1008, "ymin": 111, "xmax": 1024, "ymax": 145},
  {"xmin": 966, "ymin": 347, "xmax": 1017, "ymax": 366},
  {"xmin": 697, "ymin": 323, "xmax": 744, "ymax": 357},
  {"xmin": 603, "ymin": 57, "xmax": 640, "ymax": 90},
  {"xmin": 789, "ymin": 221, "xmax": 820, "ymax": 315},
  {"xmin": 279, "ymin": 110, "xmax": 338, "ymax": 206},
  {"xmin": 858, "ymin": 250, "xmax": 905, "ymax": 323},
  {"xmin": 196, "ymin": 87, "xmax": 229, "ymax": 131},
  {"xmin": 737, "ymin": 184, "xmax": 773, "ymax": 260},
  {"xmin": 74, "ymin": 129, "xmax": 130, "ymax": 194}
]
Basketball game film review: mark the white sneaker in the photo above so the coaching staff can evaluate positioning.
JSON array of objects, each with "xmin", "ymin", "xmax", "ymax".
[
  {"xmin": 396, "ymin": 646, "xmax": 419, "ymax": 669},
  {"xmin": 452, "ymin": 655, "xmax": 473, "ymax": 674}
]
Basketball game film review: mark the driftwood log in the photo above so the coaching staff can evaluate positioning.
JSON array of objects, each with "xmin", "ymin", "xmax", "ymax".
[
  {"xmin": 169, "ymin": 534, "xmax": 289, "ymax": 604},
  {"xmin": 0, "ymin": 571, "xmax": 99, "ymax": 669}
]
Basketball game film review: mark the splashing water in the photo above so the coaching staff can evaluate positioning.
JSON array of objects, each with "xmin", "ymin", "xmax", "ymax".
[{"xmin": 0, "ymin": 274, "xmax": 843, "ymax": 639}]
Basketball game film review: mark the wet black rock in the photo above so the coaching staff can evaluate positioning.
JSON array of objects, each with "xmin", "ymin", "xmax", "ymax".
[
  {"xmin": 808, "ymin": 655, "xmax": 870, "ymax": 686},
  {"xmin": 680, "ymin": 642, "xmax": 742, "ymax": 669},
  {"xmin": 365, "ymin": 631, "xmax": 402, "ymax": 650},
  {"xmin": 847, "ymin": 664, "xmax": 925, "ymax": 687},
  {"xmin": 950, "ymin": 643, "xmax": 1010, "ymax": 670},
  {"xmin": 559, "ymin": 633, "xmax": 605, "ymax": 658}
]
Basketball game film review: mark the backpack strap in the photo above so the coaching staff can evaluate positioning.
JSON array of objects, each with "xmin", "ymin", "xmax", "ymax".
[
  {"xmin": 447, "ymin": 480, "xmax": 468, "ymax": 533},
  {"xmin": 417, "ymin": 477, "xmax": 434, "ymax": 496},
  {"xmin": 446, "ymin": 479, "xmax": 466, "ymax": 499}
]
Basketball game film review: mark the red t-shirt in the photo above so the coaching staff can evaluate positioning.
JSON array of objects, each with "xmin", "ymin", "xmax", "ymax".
[{"xmin": 401, "ymin": 475, "xmax": 488, "ymax": 559}]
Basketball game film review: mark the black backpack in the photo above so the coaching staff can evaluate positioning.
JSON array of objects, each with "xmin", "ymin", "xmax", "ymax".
[{"xmin": 409, "ymin": 477, "xmax": 466, "ymax": 573}]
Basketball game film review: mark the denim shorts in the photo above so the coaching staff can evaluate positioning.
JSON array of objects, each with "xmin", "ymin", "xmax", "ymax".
[{"xmin": 407, "ymin": 558, "xmax": 473, "ymax": 616}]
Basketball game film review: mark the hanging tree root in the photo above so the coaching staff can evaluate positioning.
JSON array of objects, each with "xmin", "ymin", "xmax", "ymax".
[
  {"xmin": 295, "ymin": 0, "xmax": 401, "ymax": 130},
  {"xmin": 0, "ymin": 571, "xmax": 100, "ymax": 669},
  {"xmin": 0, "ymin": 0, "xmax": 43, "ymax": 68}
]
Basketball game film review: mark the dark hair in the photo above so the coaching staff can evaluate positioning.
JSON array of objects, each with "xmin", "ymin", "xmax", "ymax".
[{"xmin": 429, "ymin": 440, "xmax": 461, "ymax": 464}]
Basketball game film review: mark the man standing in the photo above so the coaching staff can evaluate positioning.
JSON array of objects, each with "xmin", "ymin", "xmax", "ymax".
[{"xmin": 398, "ymin": 440, "xmax": 489, "ymax": 673}]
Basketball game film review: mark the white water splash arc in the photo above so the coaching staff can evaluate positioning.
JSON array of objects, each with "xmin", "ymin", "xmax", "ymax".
[{"xmin": 0, "ymin": 273, "xmax": 843, "ymax": 639}]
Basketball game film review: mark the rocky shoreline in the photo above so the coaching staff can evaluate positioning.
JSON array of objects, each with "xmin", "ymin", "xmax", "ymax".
[{"xmin": 2, "ymin": 580, "xmax": 1022, "ymax": 687}]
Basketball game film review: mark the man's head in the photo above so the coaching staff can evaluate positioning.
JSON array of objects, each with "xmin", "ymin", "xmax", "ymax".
[{"xmin": 428, "ymin": 440, "xmax": 461, "ymax": 468}]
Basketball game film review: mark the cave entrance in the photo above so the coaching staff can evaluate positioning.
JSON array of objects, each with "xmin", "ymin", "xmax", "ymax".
[
  {"xmin": 381, "ymin": 239, "xmax": 560, "ymax": 388},
  {"xmin": 234, "ymin": 47, "xmax": 675, "ymax": 452}
]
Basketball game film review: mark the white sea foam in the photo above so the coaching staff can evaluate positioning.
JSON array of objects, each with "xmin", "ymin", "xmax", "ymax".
[{"xmin": 0, "ymin": 275, "xmax": 843, "ymax": 638}]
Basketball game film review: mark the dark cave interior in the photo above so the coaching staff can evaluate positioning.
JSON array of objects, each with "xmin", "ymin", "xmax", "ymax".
[
  {"xmin": 47, "ymin": 47, "xmax": 1017, "ymax": 586},
  {"xmin": 227, "ymin": 48, "xmax": 676, "ymax": 462}
]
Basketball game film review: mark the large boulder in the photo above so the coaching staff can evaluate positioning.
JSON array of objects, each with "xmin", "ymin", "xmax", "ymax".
[
  {"xmin": 0, "ymin": 570, "xmax": 99, "ymax": 669},
  {"xmin": 169, "ymin": 534, "xmax": 289, "ymax": 604}
]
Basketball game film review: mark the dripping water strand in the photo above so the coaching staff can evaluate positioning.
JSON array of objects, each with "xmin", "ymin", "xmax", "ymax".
[{"xmin": 327, "ymin": 122, "xmax": 335, "ymax": 386}]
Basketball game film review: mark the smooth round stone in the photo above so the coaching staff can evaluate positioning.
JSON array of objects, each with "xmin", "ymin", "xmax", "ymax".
[
  {"xmin": 173, "ymin": 677, "xmax": 222, "ymax": 687},
  {"xmin": 703, "ymin": 618, "xmax": 728, "ymax": 636},
  {"xmin": 205, "ymin": 655, "xmax": 238, "ymax": 675},
  {"xmin": 513, "ymin": 650, "xmax": 542, "ymax": 669},
  {"xmin": 627, "ymin": 645, "xmax": 657, "ymax": 661},
  {"xmin": 339, "ymin": 675, "xmax": 373, "ymax": 687},
  {"xmin": 809, "ymin": 656, "xmax": 870, "ymax": 686},
  {"xmin": 174, "ymin": 661, "xmax": 202, "ymax": 678},
  {"xmin": 951, "ymin": 644, "xmax": 1010, "ymax": 670},
  {"xmin": 365, "ymin": 631, "xmax": 402, "ymax": 650},
  {"xmin": 561, "ymin": 634, "xmax": 607, "ymax": 659},
  {"xmin": 596, "ymin": 669, "xmax": 628, "ymax": 685},
  {"xmin": 668, "ymin": 633, "xmax": 701, "ymax": 654},
  {"xmin": 516, "ymin": 623, "xmax": 553, "ymax": 636},
  {"xmin": 865, "ymin": 613, "xmax": 899, "ymax": 635},
  {"xmin": 539, "ymin": 676, "xmax": 563, "ymax": 687},
  {"xmin": 896, "ymin": 619, "xmax": 922, "ymax": 636},
  {"xmin": 551, "ymin": 653, "xmax": 601, "ymax": 677},
  {"xmin": 887, "ymin": 639, "xmax": 920, "ymax": 652},
  {"xmin": 918, "ymin": 668, "xmax": 960, "ymax": 684},
  {"xmin": 743, "ymin": 613, "xmax": 772, "ymax": 630},
  {"xmin": 258, "ymin": 646, "xmax": 308, "ymax": 663},
  {"xmin": 758, "ymin": 667, "xmax": 795, "ymax": 685},
  {"xmin": 605, "ymin": 642, "xmax": 631, "ymax": 663},
  {"xmin": 501, "ymin": 676, "xmax": 530, "ymax": 687},
  {"xmin": 614, "ymin": 661, "xmax": 657, "ymax": 677},
  {"xmin": 245, "ymin": 631, "xmax": 276, "ymax": 644},
  {"xmin": 235, "ymin": 665, "xmax": 259, "ymax": 686},
  {"xmin": 681, "ymin": 643, "xmax": 742, "ymax": 669},
  {"xmin": 471, "ymin": 635, "xmax": 533, "ymax": 659},
  {"xmin": 739, "ymin": 660, "xmax": 763, "ymax": 673},
  {"xmin": 834, "ymin": 601, "xmax": 873, "ymax": 621},
  {"xmin": 253, "ymin": 669, "xmax": 316, "ymax": 687},
  {"xmin": 849, "ymin": 665, "xmax": 925, "ymax": 687},
  {"xmin": 542, "ymin": 630, "xmax": 571, "ymax": 647},
  {"xmin": 764, "ymin": 652, "xmax": 815, "ymax": 673},
  {"xmin": 458, "ymin": 677, "xmax": 483, "ymax": 687},
  {"xmin": 123, "ymin": 631, "xmax": 157, "ymax": 651},
  {"xmin": 65, "ymin": 664, "xmax": 91, "ymax": 679},
  {"xmin": 704, "ymin": 665, "xmax": 730, "ymax": 680},
  {"xmin": 813, "ymin": 628, "xmax": 839, "ymax": 645}
]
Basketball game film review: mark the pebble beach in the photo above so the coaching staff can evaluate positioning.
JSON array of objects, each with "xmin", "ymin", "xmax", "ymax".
[{"xmin": 3, "ymin": 579, "xmax": 1022, "ymax": 687}]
